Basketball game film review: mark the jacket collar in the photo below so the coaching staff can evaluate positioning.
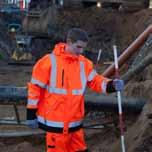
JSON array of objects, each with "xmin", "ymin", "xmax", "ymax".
[{"xmin": 53, "ymin": 43, "xmax": 80, "ymax": 62}]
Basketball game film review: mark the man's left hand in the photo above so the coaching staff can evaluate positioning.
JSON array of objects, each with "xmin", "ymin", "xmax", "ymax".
[{"xmin": 113, "ymin": 79, "xmax": 124, "ymax": 91}]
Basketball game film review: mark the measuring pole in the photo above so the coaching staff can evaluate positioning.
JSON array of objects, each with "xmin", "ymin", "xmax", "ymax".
[
  {"xmin": 113, "ymin": 45, "xmax": 126, "ymax": 152},
  {"xmin": 95, "ymin": 49, "xmax": 102, "ymax": 70}
]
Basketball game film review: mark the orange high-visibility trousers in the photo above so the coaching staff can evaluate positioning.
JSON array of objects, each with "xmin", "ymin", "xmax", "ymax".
[{"xmin": 46, "ymin": 129, "xmax": 87, "ymax": 152}]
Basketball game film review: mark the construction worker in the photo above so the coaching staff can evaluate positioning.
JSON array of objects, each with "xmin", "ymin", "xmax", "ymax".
[{"xmin": 26, "ymin": 28, "xmax": 124, "ymax": 152}]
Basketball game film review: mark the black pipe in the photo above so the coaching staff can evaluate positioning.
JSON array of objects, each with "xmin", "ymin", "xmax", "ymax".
[
  {"xmin": 0, "ymin": 86, "xmax": 146, "ymax": 112},
  {"xmin": 85, "ymin": 94, "xmax": 146, "ymax": 113}
]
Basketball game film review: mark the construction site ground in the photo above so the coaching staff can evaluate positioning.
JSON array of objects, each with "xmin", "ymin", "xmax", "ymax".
[{"xmin": 0, "ymin": 6, "xmax": 152, "ymax": 152}]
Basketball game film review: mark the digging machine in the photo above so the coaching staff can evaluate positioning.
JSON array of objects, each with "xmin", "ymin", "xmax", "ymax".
[{"xmin": 11, "ymin": 35, "xmax": 33, "ymax": 61}]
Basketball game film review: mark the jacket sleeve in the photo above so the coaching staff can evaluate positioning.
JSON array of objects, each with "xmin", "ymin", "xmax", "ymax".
[
  {"xmin": 27, "ymin": 54, "xmax": 51, "ymax": 120},
  {"xmin": 86, "ymin": 59, "xmax": 115, "ymax": 94}
]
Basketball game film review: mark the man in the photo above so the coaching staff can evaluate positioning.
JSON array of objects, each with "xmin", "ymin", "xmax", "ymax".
[{"xmin": 26, "ymin": 28, "xmax": 124, "ymax": 152}]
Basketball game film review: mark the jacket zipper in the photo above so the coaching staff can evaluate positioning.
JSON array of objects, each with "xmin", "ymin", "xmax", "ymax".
[
  {"xmin": 45, "ymin": 69, "xmax": 64, "ymax": 117},
  {"xmin": 62, "ymin": 69, "xmax": 64, "ymax": 87}
]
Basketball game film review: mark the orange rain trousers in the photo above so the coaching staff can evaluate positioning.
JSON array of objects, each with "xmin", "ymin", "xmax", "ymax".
[{"xmin": 46, "ymin": 129, "xmax": 87, "ymax": 152}]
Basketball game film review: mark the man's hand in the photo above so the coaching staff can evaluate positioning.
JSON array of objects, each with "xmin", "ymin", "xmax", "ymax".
[
  {"xmin": 113, "ymin": 79, "xmax": 124, "ymax": 91},
  {"xmin": 26, "ymin": 119, "xmax": 38, "ymax": 129}
]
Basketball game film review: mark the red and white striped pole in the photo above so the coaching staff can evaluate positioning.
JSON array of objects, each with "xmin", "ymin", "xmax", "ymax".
[{"xmin": 113, "ymin": 45, "xmax": 126, "ymax": 152}]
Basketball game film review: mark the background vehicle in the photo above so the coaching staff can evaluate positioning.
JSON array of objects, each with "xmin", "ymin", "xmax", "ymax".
[{"xmin": 11, "ymin": 35, "xmax": 33, "ymax": 61}]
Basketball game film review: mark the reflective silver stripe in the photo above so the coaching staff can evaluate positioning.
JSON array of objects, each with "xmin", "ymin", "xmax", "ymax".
[
  {"xmin": 88, "ymin": 69, "xmax": 97, "ymax": 81},
  {"xmin": 29, "ymin": 93, "xmax": 37, "ymax": 97},
  {"xmin": 69, "ymin": 120, "xmax": 82, "ymax": 128},
  {"xmin": 72, "ymin": 62, "xmax": 87, "ymax": 95},
  {"xmin": 50, "ymin": 53, "xmax": 56, "ymax": 88},
  {"xmin": 38, "ymin": 116, "xmax": 64, "ymax": 127},
  {"xmin": 31, "ymin": 78, "xmax": 47, "ymax": 88},
  {"xmin": 48, "ymin": 54, "xmax": 67, "ymax": 94},
  {"xmin": 48, "ymin": 87, "xmax": 67, "ymax": 94},
  {"xmin": 72, "ymin": 89, "xmax": 83, "ymax": 95},
  {"xmin": 38, "ymin": 116, "xmax": 82, "ymax": 128},
  {"xmin": 27, "ymin": 99, "xmax": 39, "ymax": 105},
  {"xmin": 101, "ymin": 80, "xmax": 107, "ymax": 93}
]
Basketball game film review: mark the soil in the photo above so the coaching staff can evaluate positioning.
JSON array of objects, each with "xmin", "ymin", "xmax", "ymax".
[{"xmin": 0, "ymin": 5, "xmax": 152, "ymax": 152}]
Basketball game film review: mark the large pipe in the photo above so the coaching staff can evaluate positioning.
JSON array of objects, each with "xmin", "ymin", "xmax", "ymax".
[
  {"xmin": 85, "ymin": 94, "xmax": 146, "ymax": 113},
  {"xmin": 0, "ymin": 86, "xmax": 146, "ymax": 112},
  {"xmin": 103, "ymin": 24, "xmax": 152, "ymax": 78}
]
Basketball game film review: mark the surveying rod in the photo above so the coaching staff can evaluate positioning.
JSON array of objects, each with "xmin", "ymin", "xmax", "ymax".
[
  {"xmin": 95, "ymin": 49, "xmax": 102, "ymax": 70},
  {"xmin": 113, "ymin": 45, "xmax": 126, "ymax": 152}
]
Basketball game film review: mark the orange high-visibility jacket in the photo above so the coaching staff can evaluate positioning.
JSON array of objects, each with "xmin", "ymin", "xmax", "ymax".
[{"xmin": 27, "ymin": 43, "xmax": 110, "ymax": 132}]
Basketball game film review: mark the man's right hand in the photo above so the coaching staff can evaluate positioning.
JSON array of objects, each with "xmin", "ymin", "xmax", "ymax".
[{"xmin": 26, "ymin": 119, "xmax": 38, "ymax": 129}]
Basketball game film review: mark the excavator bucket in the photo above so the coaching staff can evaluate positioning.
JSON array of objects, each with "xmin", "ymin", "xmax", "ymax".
[{"xmin": 22, "ymin": 5, "xmax": 58, "ymax": 36}]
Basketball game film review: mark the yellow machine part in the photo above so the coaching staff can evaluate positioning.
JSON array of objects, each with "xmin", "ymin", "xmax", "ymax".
[{"xmin": 11, "ymin": 50, "xmax": 32, "ymax": 61}]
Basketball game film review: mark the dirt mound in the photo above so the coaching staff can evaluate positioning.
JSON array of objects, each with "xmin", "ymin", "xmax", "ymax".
[
  {"xmin": 120, "ymin": 9, "xmax": 152, "ymax": 151},
  {"xmin": 125, "ymin": 79, "xmax": 152, "ymax": 100},
  {"xmin": 54, "ymin": 7, "xmax": 152, "ymax": 62}
]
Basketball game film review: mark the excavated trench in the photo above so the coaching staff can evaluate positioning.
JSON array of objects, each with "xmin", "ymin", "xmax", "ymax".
[{"xmin": 0, "ymin": 6, "xmax": 152, "ymax": 152}]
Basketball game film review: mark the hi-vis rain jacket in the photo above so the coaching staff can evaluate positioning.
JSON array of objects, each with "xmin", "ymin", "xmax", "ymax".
[{"xmin": 27, "ymin": 43, "xmax": 112, "ymax": 133}]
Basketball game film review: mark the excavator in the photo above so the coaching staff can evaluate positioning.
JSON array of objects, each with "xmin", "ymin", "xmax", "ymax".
[
  {"xmin": 0, "ymin": 1, "xmax": 33, "ymax": 63},
  {"xmin": 22, "ymin": 0, "xmax": 150, "ymax": 36},
  {"xmin": 8, "ymin": 21, "xmax": 33, "ymax": 63},
  {"xmin": 11, "ymin": 34, "xmax": 33, "ymax": 62}
]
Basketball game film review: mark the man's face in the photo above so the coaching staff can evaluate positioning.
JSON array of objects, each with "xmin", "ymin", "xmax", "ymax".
[{"xmin": 68, "ymin": 40, "xmax": 87, "ymax": 56}]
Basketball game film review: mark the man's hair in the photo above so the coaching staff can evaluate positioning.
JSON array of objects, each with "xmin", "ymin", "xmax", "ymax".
[{"xmin": 67, "ymin": 28, "xmax": 89, "ymax": 43}]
